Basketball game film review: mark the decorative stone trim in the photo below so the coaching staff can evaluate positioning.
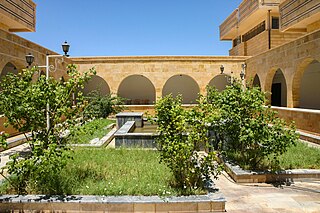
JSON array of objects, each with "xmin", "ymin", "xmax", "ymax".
[
  {"xmin": 0, "ymin": 194, "xmax": 226, "ymax": 212},
  {"xmin": 219, "ymin": 157, "xmax": 320, "ymax": 183}
]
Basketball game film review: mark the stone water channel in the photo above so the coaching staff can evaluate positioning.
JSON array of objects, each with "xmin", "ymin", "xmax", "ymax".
[{"xmin": 114, "ymin": 112, "xmax": 158, "ymax": 148}]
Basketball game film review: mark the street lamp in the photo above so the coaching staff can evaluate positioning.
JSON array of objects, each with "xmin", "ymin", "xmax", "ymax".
[
  {"xmin": 62, "ymin": 41, "xmax": 70, "ymax": 57},
  {"xmin": 25, "ymin": 41, "xmax": 70, "ymax": 131},
  {"xmin": 25, "ymin": 53, "xmax": 34, "ymax": 68}
]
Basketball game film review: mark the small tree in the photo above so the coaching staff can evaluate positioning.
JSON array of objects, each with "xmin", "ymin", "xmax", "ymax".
[
  {"xmin": 154, "ymin": 95, "xmax": 222, "ymax": 193},
  {"xmin": 0, "ymin": 65, "xmax": 95, "ymax": 194},
  {"xmin": 83, "ymin": 90, "xmax": 125, "ymax": 120},
  {"xmin": 207, "ymin": 81, "xmax": 299, "ymax": 170}
]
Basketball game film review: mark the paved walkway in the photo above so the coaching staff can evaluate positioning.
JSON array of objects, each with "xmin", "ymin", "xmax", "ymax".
[{"xmin": 215, "ymin": 171, "xmax": 320, "ymax": 213}]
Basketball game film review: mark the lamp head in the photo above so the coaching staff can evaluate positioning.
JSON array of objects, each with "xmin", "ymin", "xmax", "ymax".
[
  {"xmin": 220, "ymin": 65, "xmax": 224, "ymax": 74},
  {"xmin": 25, "ymin": 53, "xmax": 34, "ymax": 67},
  {"xmin": 62, "ymin": 41, "xmax": 70, "ymax": 57}
]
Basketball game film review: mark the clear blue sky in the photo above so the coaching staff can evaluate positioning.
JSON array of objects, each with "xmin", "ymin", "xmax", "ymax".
[{"xmin": 18, "ymin": 0, "xmax": 242, "ymax": 57}]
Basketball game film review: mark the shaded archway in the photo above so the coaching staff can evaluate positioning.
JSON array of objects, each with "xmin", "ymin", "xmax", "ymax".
[
  {"xmin": 83, "ymin": 75, "xmax": 110, "ymax": 96},
  {"xmin": 297, "ymin": 60, "xmax": 320, "ymax": 109},
  {"xmin": 118, "ymin": 75, "xmax": 155, "ymax": 105},
  {"xmin": 269, "ymin": 69, "xmax": 287, "ymax": 107},
  {"xmin": 208, "ymin": 74, "xmax": 231, "ymax": 91},
  {"xmin": 1, "ymin": 62, "xmax": 18, "ymax": 80},
  {"xmin": 252, "ymin": 74, "xmax": 261, "ymax": 88},
  {"xmin": 162, "ymin": 74, "xmax": 200, "ymax": 104}
]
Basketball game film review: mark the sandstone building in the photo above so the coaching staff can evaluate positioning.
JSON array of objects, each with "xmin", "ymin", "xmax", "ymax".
[{"xmin": 0, "ymin": 0, "xmax": 319, "ymax": 136}]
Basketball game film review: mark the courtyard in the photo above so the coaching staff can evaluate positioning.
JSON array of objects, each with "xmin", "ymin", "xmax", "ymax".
[{"xmin": 0, "ymin": 0, "xmax": 320, "ymax": 212}]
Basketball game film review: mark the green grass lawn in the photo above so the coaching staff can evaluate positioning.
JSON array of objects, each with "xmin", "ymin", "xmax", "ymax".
[
  {"xmin": 68, "ymin": 118, "xmax": 115, "ymax": 144},
  {"xmin": 0, "ymin": 148, "xmax": 184, "ymax": 196},
  {"xmin": 226, "ymin": 141, "xmax": 320, "ymax": 170},
  {"xmin": 61, "ymin": 148, "xmax": 178, "ymax": 196},
  {"xmin": 279, "ymin": 141, "xmax": 320, "ymax": 169}
]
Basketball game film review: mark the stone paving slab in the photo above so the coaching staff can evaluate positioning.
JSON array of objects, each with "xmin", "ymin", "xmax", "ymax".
[{"xmin": 215, "ymin": 172, "xmax": 320, "ymax": 213}]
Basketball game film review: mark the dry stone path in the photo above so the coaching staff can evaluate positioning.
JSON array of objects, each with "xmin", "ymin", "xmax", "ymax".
[{"xmin": 215, "ymin": 171, "xmax": 320, "ymax": 212}]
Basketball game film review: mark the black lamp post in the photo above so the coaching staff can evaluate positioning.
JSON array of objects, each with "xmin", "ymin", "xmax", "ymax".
[
  {"xmin": 25, "ymin": 41, "xmax": 70, "ymax": 67},
  {"xmin": 25, "ymin": 53, "xmax": 34, "ymax": 67},
  {"xmin": 24, "ymin": 41, "xmax": 70, "ymax": 131}
]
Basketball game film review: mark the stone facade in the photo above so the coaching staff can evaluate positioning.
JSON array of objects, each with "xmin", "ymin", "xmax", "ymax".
[
  {"xmin": 246, "ymin": 29, "xmax": 320, "ymax": 108},
  {"xmin": 0, "ymin": 0, "xmax": 319, "ymax": 136},
  {"xmin": 0, "ymin": 0, "xmax": 36, "ymax": 32},
  {"xmin": 72, "ymin": 56, "xmax": 248, "ymax": 102}
]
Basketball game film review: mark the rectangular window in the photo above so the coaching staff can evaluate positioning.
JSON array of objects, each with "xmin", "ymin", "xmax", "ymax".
[
  {"xmin": 242, "ymin": 21, "xmax": 266, "ymax": 42},
  {"xmin": 272, "ymin": 17, "xmax": 279, "ymax": 29},
  {"xmin": 233, "ymin": 36, "xmax": 241, "ymax": 47}
]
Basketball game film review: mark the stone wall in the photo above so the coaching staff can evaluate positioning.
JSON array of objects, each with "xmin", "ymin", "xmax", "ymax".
[
  {"xmin": 72, "ymin": 56, "xmax": 248, "ymax": 102},
  {"xmin": 246, "ymin": 29, "xmax": 320, "ymax": 108},
  {"xmin": 272, "ymin": 106, "xmax": 320, "ymax": 134}
]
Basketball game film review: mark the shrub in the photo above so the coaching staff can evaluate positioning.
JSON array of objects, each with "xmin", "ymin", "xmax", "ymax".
[
  {"xmin": 0, "ymin": 65, "xmax": 95, "ymax": 194},
  {"xmin": 154, "ymin": 94, "xmax": 222, "ymax": 193},
  {"xmin": 207, "ymin": 81, "xmax": 299, "ymax": 170},
  {"xmin": 83, "ymin": 90, "xmax": 124, "ymax": 120}
]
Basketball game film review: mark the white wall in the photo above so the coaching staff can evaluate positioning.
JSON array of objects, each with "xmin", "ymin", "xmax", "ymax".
[
  {"xmin": 118, "ymin": 75, "xmax": 156, "ymax": 104},
  {"xmin": 300, "ymin": 61, "xmax": 320, "ymax": 109},
  {"xmin": 162, "ymin": 75, "xmax": 200, "ymax": 104},
  {"xmin": 208, "ymin": 74, "xmax": 231, "ymax": 91},
  {"xmin": 83, "ymin": 75, "xmax": 110, "ymax": 95}
]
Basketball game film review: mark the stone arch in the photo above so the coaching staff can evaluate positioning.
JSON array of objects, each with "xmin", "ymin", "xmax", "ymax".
[
  {"xmin": 252, "ymin": 74, "xmax": 261, "ymax": 88},
  {"xmin": 0, "ymin": 62, "xmax": 19, "ymax": 79},
  {"xmin": 83, "ymin": 75, "xmax": 111, "ymax": 96},
  {"xmin": 293, "ymin": 58, "xmax": 320, "ymax": 109},
  {"xmin": 265, "ymin": 68, "xmax": 287, "ymax": 107},
  {"xmin": 118, "ymin": 75, "xmax": 156, "ymax": 105},
  {"xmin": 162, "ymin": 74, "xmax": 200, "ymax": 104},
  {"xmin": 208, "ymin": 74, "xmax": 231, "ymax": 91},
  {"xmin": 293, "ymin": 59, "xmax": 320, "ymax": 109}
]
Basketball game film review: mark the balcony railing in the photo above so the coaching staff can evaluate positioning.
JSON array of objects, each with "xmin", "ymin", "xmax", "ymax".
[
  {"xmin": 0, "ymin": 0, "xmax": 36, "ymax": 32},
  {"xmin": 280, "ymin": 0, "xmax": 320, "ymax": 30}
]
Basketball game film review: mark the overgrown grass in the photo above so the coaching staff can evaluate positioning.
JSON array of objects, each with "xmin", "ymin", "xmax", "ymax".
[
  {"xmin": 68, "ymin": 118, "xmax": 115, "ymax": 144},
  {"xmin": 1, "ymin": 148, "xmax": 204, "ymax": 196},
  {"xmin": 279, "ymin": 141, "xmax": 320, "ymax": 169},
  {"xmin": 61, "ymin": 148, "xmax": 177, "ymax": 196},
  {"xmin": 226, "ymin": 141, "xmax": 320, "ymax": 170}
]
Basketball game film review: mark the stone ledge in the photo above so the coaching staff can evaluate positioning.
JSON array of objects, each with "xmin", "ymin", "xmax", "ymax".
[
  {"xmin": 0, "ymin": 194, "xmax": 226, "ymax": 212},
  {"xmin": 271, "ymin": 106, "xmax": 320, "ymax": 115},
  {"xmin": 71, "ymin": 123, "xmax": 117, "ymax": 147},
  {"xmin": 0, "ymin": 133, "xmax": 31, "ymax": 152},
  {"xmin": 71, "ymin": 55, "xmax": 249, "ymax": 63},
  {"xmin": 298, "ymin": 130, "xmax": 320, "ymax": 145},
  {"xmin": 220, "ymin": 157, "xmax": 320, "ymax": 183}
]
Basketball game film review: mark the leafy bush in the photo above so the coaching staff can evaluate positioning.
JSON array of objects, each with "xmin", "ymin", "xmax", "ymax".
[
  {"xmin": 83, "ymin": 90, "xmax": 124, "ymax": 119},
  {"xmin": 207, "ymin": 81, "xmax": 299, "ymax": 170},
  {"xmin": 154, "ymin": 95, "xmax": 222, "ymax": 193},
  {"xmin": 0, "ymin": 65, "xmax": 95, "ymax": 194}
]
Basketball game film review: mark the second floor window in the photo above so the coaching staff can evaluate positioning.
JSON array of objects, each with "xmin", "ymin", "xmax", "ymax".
[{"xmin": 272, "ymin": 17, "xmax": 279, "ymax": 29}]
